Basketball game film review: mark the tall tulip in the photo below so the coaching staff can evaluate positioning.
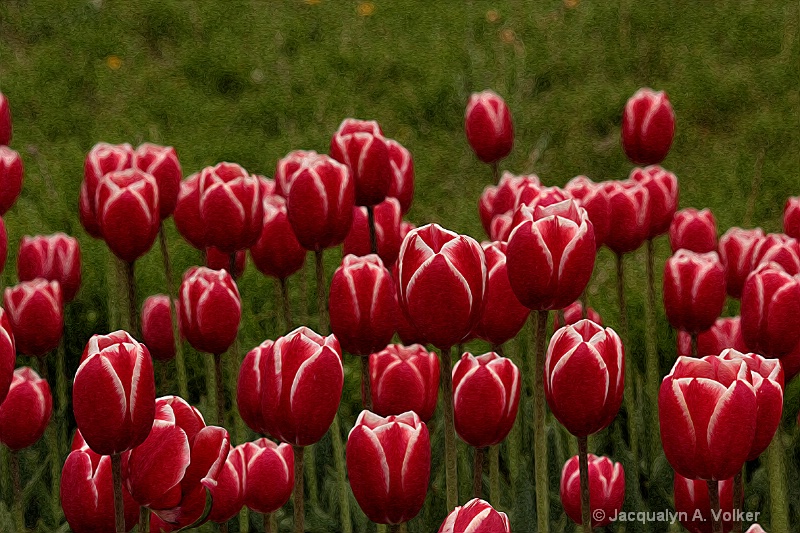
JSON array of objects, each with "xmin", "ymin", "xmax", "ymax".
[
  {"xmin": 0, "ymin": 146, "xmax": 23, "ymax": 215},
  {"xmin": 386, "ymin": 138, "xmax": 414, "ymax": 214},
  {"xmin": 438, "ymin": 498, "xmax": 511, "ymax": 533},
  {"xmin": 3, "ymin": 279, "xmax": 63, "ymax": 357},
  {"xmin": 369, "ymin": 344, "xmax": 440, "ymax": 422},
  {"xmin": 0, "ymin": 91, "xmax": 10, "ymax": 146},
  {"xmin": 621, "ymin": 87, "xmax": 675, "ymax": 165},
  {"xmin": 740, "ymin": 262, "xmax": 800, "ymax": 358},
  {"xmin": 17, "ymin": 233, "xmax": 82, "ymax": 302},
  {"xmin": 663, "ymin": 250, "xmax": 726, "ymax": 338},
  {"xmin": 560, "ymin": 454, "xmax": 625, "ymax": 528},
  {"xmin": 330, "ymin": 118, "xmax": 392, "ymax": 207},
  {"xmin": 718, "ymin": 227, "xmax": 765, "ymax": 298},
  {"xmin": 465, "ymin": 90, "xmax": 514, "ymax": 175},
  {"xmin": 670, "ymin": 208, "xmax": 717, "ymax": 253}
]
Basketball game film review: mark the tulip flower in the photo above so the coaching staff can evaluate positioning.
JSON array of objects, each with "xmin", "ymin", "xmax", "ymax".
[
  {"xmin": 749, "ymin": 233, "xmax": 800, "ymax": 275},
  {"xmin": 206, "ymin": 246, "xmax": 246, "ymax": 278},
  {"xmin": 330, "ymin": 118, "xmax": 392, "ymax": 207},
  {"xmin": 465, "ymin": 90, "xmax": 514, "ymax": 167},
  {"xmin": 178, "ymin": 266, "xmax": 241, "ymax": 356},
  {"xmin": 238, "ymin": 439, "xmax": 295, "ymax": 514},
  {"xmin": 673, "ymin": 473, "xmax": 737, "ymax": 533},
  {"xmin": 603, "ymin": 180, "xmax": 651, "ymax": 255},
  {"xmin": 663, "ymin": 250, "xmax": 726, "ymax": 335},
  {"xmin": 343, "ymin": 198, "xmax": 403, "ymax": 268},
  {"xmin": 237, "ymin": 340, "xmax": 271, "ymax": 434},
  {"xmin": 134, "ymin": 143, "xmax": 182, "ymax": 220},
  {"xmin": 783, "ymin": 197, "xmax": 800, "ymax": 239},
  {"xmin": 0, "ymin": 308, "xmax": 14, "ymax": 405},
  {"xmin": 670, "ymin": 208, "xmax": 717, "ymax": 253},
  {"xmin": 479, "ymin": 172, "xmax": 540, "ymax": 235},
  {"xmin": 174, "ymin": 173, "xmax": 206, "ymax": 249},
  {"xmin": 718, "ymin": 227, "xmax": 765, "ymax": 298},
  {"xmin": 393, "ymin": 301, "xmax": 425, "ymax": 349},
  {"xmin": 0, "ymin": 367, "xmax": 52, "ymax": 450},
  {"xmin": 0, "ymin": 92, "xmax": 10, "ymax": 145},
  {"xmin": 553, "ymin": 301, "xmax": 603, "ymax": 330},
  {"xmin": 17, "ymin": 233, "xmax": 82, "ymax": 302},
  {"xmin": 560, "ymin": 454, "xmax": 624, "ymax": 527},
  {"xmin": 565, "ymin": 175, "xmax": 611, "ymax": 248},
  {"xmin": 3, "ymin": 279, "xmax": 63, "ymax": 357},
  {"xmin": 208, "ymin": 448, "xmax": 244, "ymax": 525},
  {"xmin": 142, "ymin": 294, "xmax": 176, "ymax": 361},
  {"xmin": 741, "ymin": 262, "xmax": 800, "ymax": 358},
  {"xmin": 0, "ymin": 146, "xmax": 23, "ymax": 215},
  {"xmin": 369, "ymin": 344, "xmax": 439, "ymax": 422},
  {"xmin": 677, "ymin": 317, "xmax": 748, "ymax": 357},
  {"xmin": 274, "ymin": 149, "xmax": 318, "ymax": 197},
  {"xmin": 621, "ymin": 87, "xmax": 675, "ymax": 165},
  {"xmin": 250, "ymin": 194, "xmax": 306, "ymax": 282},
  {"xmin": 84, "ymin": 142, "xmax": 134, "ymax": 208},
  {"xmin": 386, "ymin": 138, "xmax": 414, "ymax": 214},
  {"xmin": 347, "ymin": 411, "xmax": 431, "ymax": 525},
  {"xmin": 438, "ymin": 498, "xmax": 511, "ymax": 533},
  {"xmin": 630, "ymin": 165, "xmax": 679, "ymax": 238}
]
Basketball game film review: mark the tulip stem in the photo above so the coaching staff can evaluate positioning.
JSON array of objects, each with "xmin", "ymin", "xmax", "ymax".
[
  {"xmin": 707, "ymin": 479, "xmax": 721, "ymax": 533},
  {"xmin": 473, "ymin": 446, "xmax": 486, "ymax": 499},
  {"xmin": 616, "ymin": 253, "xmax": 639, "ymax": 492},
  {"xmin": 11, "ymin": 450, "xmax": 23, "ymax": 531},
  {"xmin": 139, "ymin": 506, "xmax": 149, "ymax": 532},
  {"xmin": 111, "ymin": 453, "xmax": 125, "ymax": 533},
  {"xmin": 644, "ymin": 239, "xmax": 661, "ymax": 470},
  {"xmin": 580, "ymin": 290, "xmax": 588, "ymax": 319},
  {"xmin": 690, "ymin": 333, "xmax": 698, "ymax": 357},
  {"xmin": 124, "ymin": 260, "xmax": 139, "ymax": 338},
  {"xmin": 279, "ymin": 277, "xmax": 293, "ymax": 331},
  {"xmin": 293, "ymin": 445, "xmax": 305, "ymax": 533},
  {"xmin": 578, "ymin": 435, "xmax": 592, "ymax": 533},
  {"xmin": 158, "ymin": 225, "xmax": 188, "ymax": 399},
  {"xmin": 533, "ymin": 310, "xmax": 550, "ymax": 532},
  {"xmin": 491, "ymin": 161, "xmax": 499, "ymax": 183},
  {"xmin": 441, "ymin": 346, "xmax": 459, "ymax": 511},
  {"xmin": 329, "ymin": 409, "xmax": 353, "ymax": 533},
  {"xmin": 389, "ymin": 524, "xmax": 402, "ymax": 533},
  {"xmin": 361, "ymin": 356, "xmax": 373, "ymax": 410},
  {"xmin": 767, "ymin": 431, "xmax": 789, "ymax": 533},
  {"xmin": 489, "ymin": 445, "xmax": 500, "ymax": 506},
  {"xmin": 56, "ymin": 338, "xmax": 68, "ymax": 453},
  {"xmin": 263, "ymin": 512, "xmax": 276, "ymax": 533},
  {"xmin": 315, "ymin": 250, "xmax": 329, "ymax": 335},
  {"xmin": 732, "ymin": 470, "xmax": 743, "ymax": 533},
  {"xmin": 214, "ymin": 353, "xmax": 225, "ymax": 427},
  {"xmin": 367, "ymin": 205, "xmax": 378, "ymax": 254}
]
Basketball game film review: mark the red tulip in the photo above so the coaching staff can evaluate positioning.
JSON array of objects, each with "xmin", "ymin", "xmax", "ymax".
[
  {"xmin": 285, "ymin": 153, "xmax": 355, "ymax": 251},
  {"xmin": 673, "ymin": 473, "xmax": 737, "ymax": 533},
  {"xmin": 17, "ymin": 233, "xmax": 82, "ymax": 302},
  {"xmin": 198, "ymin": 162, "xmax": 263, "ymax": 253},
  {"xmin": 174, "ymin": 173, "xmax": 206, "ymax": 249},
  {"xmin": 329, "ymin": 254, "xmax": 398, "ymax": 356},
  {"xmin": 439, "ymin": 498, "xmax": 511, "ymax": 533},
  {"xmin": 142, "ymin": 295, "xmax": 176, "ymax": 362},
  {"xmin": 750, "ymin": 233, "xmax": 800, "ymax": 275},
  {"xmin": 207, "ymin": 449, "xmax": 243, "ymax": 524},
  {"xmin": 553, "ymin": 301, "xmax": 603, "ymax": 331},
  {"xmin": 507, "ymin": 200, "xmax": 596, "ymax": 311},
  {"xmin": 478, "ymin": 172, "xmax": 540, "ymax": 235},
  {"xmin": 96, "ymin": 168, "xmax": 160, "ymax": 262},
  {"xmin": 250, "ymin": 195, "xmax": 306, "ymax": 280},
  {"xmin": 386, "ymin": 138, "xmax": 414, "ymax": 214},
  {"xmin": 465, "ymin": 90, "xmax": 514, "ymax": 164},
  {"xmin": 83, "ymin": 142, "xmax": 134, "ymax": 220},
  {"xmin": 473, "ymin": 241, "xmax": 529, "ymax": 346},
  {"xmin": 238, "ymin": 439, "xmax": 295, "ymax": 514},
  {"xmin": 206, "ymin": 246, "xmax": 246, "ymax": 278},
  {"xmin": 3, "ymin": 279, "xmax": 63, "ymax": 356},
  {"xmin": 0, "ymin": 308, "xmax": 14, "ymax": 405},
  {"xmin": 545, "ymin": 320, "xmax": 624, "ymax": 436},
  {"xmin": 0, "ymin": 216, "xmax": 6, "ymax": 274},
  {"xmin": 0, "ymin": 92, "xmax": 10, "ymax": 146},
  {"xmin": 396, "ymin": 224, "xmax": 486, "ymax": 349},
  {"xmin": 677, "ymin": 316, "xmax": 748, "ymax": 357},
  {"xmin": 0, "ymin": 367, "xmax": 51, "ymax": 450},
  {"xmin": 237, "ymin": 340, "xmax": 271, "ymax": 434},
  {"xmin": 718, "ymin": 227, "xmax": 765, "ymax": 298},
  {"xmin": 621, "ymin": 87, "xmax": 675, "ymax": 165},
  {"xmin": 780, "ymin": 342, "xmax": 800, "ymax": 383},
  {"xmin": 659, "ymin": 355, "xmax": 757, "ymax": 480},
  {"xmin": 259, "ymin": 327, "xmax": 344, "ymax": 446},
  {"xmin": 343, "ymin": 198, "xmax": 403, "ymax": 268},
  {"xmin": 630, "ymin": 165, "xmax": 679, "ymax": 238},
  {"xmin": 560, "ymin": 454, "xmax": 624, "ymax": 527},
  {"xmin": 134, "ymin": 143, "xmax": 182, "ymax": 220},
  {"xmin": 369, "ymin": 344, "xmax": 439, "ymax": 422},
  {"xmin": 0, "ymin": 146, "xmax": 23, "ymax": 215},
  {"xmin": 565, "ymin": 176, "xmax": 611, "ymax": 248},
  {"xmin": 670, "ymin": 208, "xmax": 717, "ymax": 253},
  {"xmin": 394, "ymin": 298, "xmax": 425, "ymax": 347},
  {"xmin": 602, "ymin": 180, "xmax": 651, "ymax": 254},
  {"xmin": 73, "ymin": 330, "xmax": 156, "ymax": 455},
  {"xmin": 178, "ymin": 267, "xmax": 241, "ymax": 355},
  {"xmin": 453, "ymin": 352, "xmax": 520, "ymax": 447},
  {"xmin": 746, "ymin": 525, "xmax": 767, "ymax": 533},
  {"xmin": 347, "ymin": 411, "xmax": 431, "ymax": 524},
  {"xmin": 741, "ymin": 262, "xmax": 800, "ymax": 358},
  {"xmin": 783, "ymin": 197, "xmax": 800, "ymax": 239},
  {"xmin": 274, "ymin": 149, "xmax": 318, "ymax": 197},
  {"xmin": 663, "ymin": 250, "xmax": 726, "ymax": 334},
  {"xmin": 330, "ymin": 118, "xmax": 392, "ymax": 206}
]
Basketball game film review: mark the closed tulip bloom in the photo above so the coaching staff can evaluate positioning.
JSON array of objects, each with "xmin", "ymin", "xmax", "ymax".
[
  {"xmin": 630, "ymin": 165, "xmax": 679, "ymax": 238},
  {"xmin": 479, "ymin": 185, "xmax": 498, "ymax": 236},
  {"xmin": 465, "ymin": 90, "xmax": 514, "ymax": 164},
  {"xmin": 473, "ymin": 241, "xmax": 529, "ymax": 346},
  {"xmin": 553, "ymin": 301, "xmax": 603, "ymax": 331},
  {"xmin": 453, "ymin": 352, "xmax": 520, "ymax": 447},
  {"xmin": 750, "ymin": 233, "xmax": 800, "ymax": 275},
  {"xmin": 565, "ymin": 176, "xmax": 611, "ymax": 248},
  {"xmin": 274, "ymin": 149, "xmax": 318, "ymax": 197},
  {"xmin": 208, "ymin": 447, "xmax": 244, "ymax": 524},
  {"xmin": 545, "ymin": 320, "xmax": 624, "ymax": 436},
  {"xmin": 73, "ymin": 331, "xmax": 156, "ymax": 455},
  {"xmin": 369, "ymin": 344, "xmax": 439, "ymax": 422},
  {"xmin": 663, "ymin": 250, "xmax": 726, "ymax": 334},
  {"xmin": 0, "ymin": 308, "xmax": 14, "ymax": 404},
  {"xmin": 478, "ymin": 172, "xmax": 540, "ymax": 235},
  {"xmin": 198, "ymin": 162, "xmax": 263, "ymax": 253},
  {"xmin": 96, "ymin": 168, "xmax": 160, "ymax": 262},
  {"xmin": 673, "ymin": 473, "xmax": 737, "ymax": 533},
  {"xmin": 0, "ymin": 92, "xmax": 10, "ymax": 145},
  {"xmin": 397, "ymin": 224, "xmax": 486, "ymax": 349},
  {"xmin": 237, "ymin": 340, "xmax": 272, "ymax": 434},
  {"xmin": 206, "ymin": 246, "xmax": 246, "ymax": 278},
  {"xmin": 343, "ymin": 198, "xmax": 403, "ymax": 268},
  {"xmin": 134, "ymin": 143, "xmax": 182, "ymax": 219},
  {"xmin": 250, "ymin": 195, "xmax": 306, "ymax": 279},
  {"xmin": 0, "ymin": 367, "xmax": 52, "ymax": 450},
  {"xmin": 78, "ymin": 182, "xmax": 101, "ymax": 240},
  {"xmin": 174, "ymin": 173, "xmax": 206, "ymax": 249},
  {"xmin": 17, "ymin": 233, "xmax": 82, "ymax": 302},
  {"xmin": 718, "ymin": 227, "xmax": 765, "ymax": 298},
  {"xmin": 678, "ymin": 316, "xmax": 748, "ymax": 357},
  {"xmin": 507, "ymin": 200, "xmax": 596, "ymax": 311},
  {"xmin": 659, "ymin": 356, "xmax": 757, "ymax": 480},
  {"xmin": 0, "ymin": 146, "xmax": 23, "ymax": 215},
  {"xmin": 621, "ymin": 88, "xmax": 675, "ymax": 165},
  {"xmin": 285, "ymin": 153, "xmax": 355, "ymax": 251},
  {"xmin": 741, "ymin": 262, "xmax": 800, "ymax": 358},
  {"xmin": 603, "ymin": 180, "xmax": 651, "ymax": 254},
  {"xmin": 178, "ymin": 267, "xmax": 241, "ymax": 355},
  {"xmin": 439, "ymin": 498, "xmax": 511, "ymax": 533},
  {"xmin": 386, "ymin": 138, "xmax": 414, "ymax": 214},
  {"xmin": 560, "ymin": 454, "xmax": 625, "ymax": 527},
  {"xmin": 84, "ymin": 142, "xmax": 134, "ymax": 209},
  {"xmin": 783, "ymin": 197, "xmax": 800, "ymax": 239},
  {"xmin": 347, "ymin": 411, "xmax": 431, "ymax": 525},
  {"xmin": 259, "ymin": 327, "xmax": 344, "ymax": 446},
  {"xmin": 3, "ymin": 279, "xmax": 63, "ymax": 356},
  {"xmin": 329, "ymin": 254, "xmax": 398, "ymax": 356},
  {"xmin": 670, "ymin": 208, "xmax": 717, "ymax": 253},
  {"xmin": 142, "ymin": 295, "xmax": 176, "ymax": 362},
  {"xmin": 330, "ymin": 118, "xmax": 392, "ymax": 206},
  {"xmin": 239, "ymin": 439, "xmax": 295, "ymax": 514}
]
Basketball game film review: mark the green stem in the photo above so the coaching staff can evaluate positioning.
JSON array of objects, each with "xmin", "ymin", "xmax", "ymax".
[
  {"xmin": 112, "ymin": 453, "xmax": 125, "ymax": 533},
  {"xmin": 139, "ymin": 506, "xmax": 149, "ymax": 532},
  {"xmin": 279, "ymin": 277, "xmax": 293, "ymax": 332},
  {"xmin": 263, "ymin": 512, "xmax": 274, "ymax": 533},
  {"xmin": 491, "ymin": 160, "xmax": 500, "ymax": 183},
  {"xmin": 329, "ymin": 410, "xmax": 352, "ymax": 533},
  {"xmin": 205, "ymin": 354, "xmax": 218, "ymax": 425},
  {"xmin": 159, "ymin": 225, "xmax": 188, "ymax": 399},
  {"xmin": 315, "ymin": 249, "xmax": 329, "ymax": 335},
  {"xmin": 489, "ymin": 445, "xmax": 500, "ymax": 507},
  {"xmin": 691, "ymin": 333, "xmax": 698, "ymax": 357},
  {"xmin": 367, "ymin": 205, "xmax": 378, "ymax": 254},
  {"xmin": 239, "ymin": 507, "xmax": 250, "ymax": 533},
  {"xmin": 707, "ymin": 479, "xmax": 721, "ymax": 533},
  {"xmin": 533, "ymin": 310, "xmax": 550, "ymax": 532},
  {"xmin": 473, "ymin": 447, "xmax": 485, "ymax": 499},
  {"xmin": 644, "ymin": 239, "xmax": 661, "ymax": 466},
  {"xmin": 578, "ymin": 435, "xmax": 592, "ymax": 533},
  {"xmin": 361, "ymin": 355, "xmax": 373, "ymax": 410},
  {"xmin": 617, "ymin": 253, "xmax": 639, "ymax": 486},
  {"xmin": 108, "ymin": 252, "xmax": 122, "ymax": 331},
  {"xmin": 767, "ymin": 430, "xmax": 789, "ymax": 533},
  {"xmin": 214, "ymin": 353, "xmax": 225, "ymax": 427},
  {"xmin": 733, "ymin": 469, "xmax": 743, "ymax": 533},
  {"xmin": 293, "ymin": 446, "xmax": 304, "ymax": 533},
  {"xmin": 11, "ymin": 450, "xmax": 23, "ymax": 531},
  {"xmin": 56, "ymin": 337, "xmax": 68, "ymax": 453},
  {"xmin": 124, "ymin": 260, "xmax": 139, "ymax": 338},
  {"xmin": 441, "ymin": 346, "xmax": 459, "ymax": 511}
]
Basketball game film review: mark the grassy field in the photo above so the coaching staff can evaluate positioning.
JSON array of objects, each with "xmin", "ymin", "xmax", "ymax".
[{"xmin": 0, "ymin": 0, "xmax": 798, "ymax": 531}]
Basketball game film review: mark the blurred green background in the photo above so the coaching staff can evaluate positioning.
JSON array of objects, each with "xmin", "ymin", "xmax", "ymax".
[{"xmin": 0, "ymin": 0, "xmax": 798, "ymax": 531}]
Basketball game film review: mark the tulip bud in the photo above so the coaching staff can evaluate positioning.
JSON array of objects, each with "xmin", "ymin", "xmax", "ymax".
[
  {"xmin": 73, "ymin": 331, "xmax": 156, "ymax": 455},
  {"xmin": 718, "ymin": 227, "xmax": 765, "ymax": 298},
  {"xmin": 343, "ymin": 198, "xmax": 403, "ymax": 268},
  {"xmin": 208, "ymin": 448, "xmax": 244, "ymax": 524},
  {"xmin": 237, "ymin": 340, "xmax": 271, "ymax": 434},
  {"xmin": 275, "ymin": 149, "xmax": 317, "ymax": 197},
  {"xmin": 330, "ymin": 118, "xmax": 392, "ymax": 206},
  {"xmin": 630, "ymin": 165, "xmax": 679, "ymax": 238},
  {"xmin": 439, "ymin": 498, "xmax": 511, "ymax": 533},
  {"xmin": 3, "ymin": 279, "xmax": 63, "ymax": 356},
  {"xmin": 84, "ymin": 142, "xmax": 134, "ymax": 218},
  {"xmin": 206, "ymin": 246, "xmax": 246, "ymax": 278},
  {"xmin": 545, "ymin": 320, "xmax": 624, "ymax": 436},
  {"xmin": 560, "ymin": 454, "xmax": 624, "ymax": 527},
  {"xmin": 178, "ymin": 267, "xmax": 241, "ymax": 355},
  {"xmin": 0, "ymin": 92, "xmax": 10, "ymax": 146},
  {"xmin": 397, "ymin": 224, "xmax": 486, "ymax": 349},
  {"xmin": 238, "ymin": 439, "xmax": 295, "ymax": 514},
  {"xmin": 96, "ymin": 168, "xmax": 160, "ymax": 262},
  {"xmin": 259, "ymin": 327, "xmax": 344, "ymax": 446},
  {"xmin": 0, "ymin": 367, "xmax": 52, "ymax": 450},
  {"xmin": 673, "ymin": 473, "xmax": 737, "ymax": 533},
  {"xmin": 134, "ymin": 143, "xmax": 182, "ymax": 219},
  {"xmin": 369, "ymin": 344, "xmax": 439, "ymax": 422},
  {"xmin": 174, "ymin": 173, "xmax": 206, "ymax": 249},
  {"xmin": 386, "ymin": 138, "xmax": 414, "ymax": 214},
  {"xmin": 507, "ymin": 200, "xmax": 596, "ymax": 311},
  {"xmin": 465, "ymin": 90, "xmax": 514, "ymax": 164},
  {"xmin": 453, "ymin": 352, "xmax": 520, "ymax": 447},
  {"xmin": 553, "ymin": 301, "xmax": 603, "ymax": 331},
  {"xmin": 285, "ymin": 153, "xmax": 355, "ymax": 251},
  {"xmin": 621, "ymin": 87, "xmax": 675, "ymax": 165},
  {"xmin": 677, "ymin": 316, "xmax": 748, "ymax": 357},
  {"xmin": 783, "ymin": 197, "xmax": 800, "ymax": 239},
  {"xmin": 603, "ymin": 180, "xmax": 651, "ymax": 254},
  {"xmin": 659, "ymin": 356, "xmax": 757, "ymax": 480},
  {"xmin": 0, "ymin": 146, "xmax": 23, "ymax": 215},
  {"xmin": 663, "ymin": 250, "xmax": 726, "ymax": 334},
  {"xmin": 347, "ymin": 411, "xmax": 431, "ymax": 525},
  {"xmin": 565, "ymin": 176, "xmax": 611, "ymax": 248},
  {"xmin": 741, "ymin": 262, "xmax": 800, "ymax": 358},
  {"xmin": 142, "ymin": 295, "xmax": 176, "ymax": 362},
  {"xmin": 17, "ymin": 233, "xmax": 82, "ymax": 302},
  {"xmin": 0, "ymin": 308, "xmax": 14, "ymax": 405},
  {"xmin": 670, "ymin": 208, "xmax": 717, "ymax": 253},
  {"xmin": 750, "ymin": 233, "xmax": 800, "ymax": 275},
  {"xmin": 329, "ymin": 254, "xmax": 398, "ymax": 356}
]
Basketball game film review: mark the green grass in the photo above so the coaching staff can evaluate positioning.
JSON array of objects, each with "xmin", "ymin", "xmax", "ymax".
[{"xmin": 0, "ymin": 0, "xmax": 798, "ymax": 531}]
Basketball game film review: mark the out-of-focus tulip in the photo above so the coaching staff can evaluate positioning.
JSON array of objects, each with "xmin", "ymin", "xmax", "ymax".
[
  {"xmin": 347, "ymin": 411, "xmax": 431, "ymax": 525},
  {"xmin": 386, "ymin": 138, "xmax": 414, "ymax": 214},
  {"xmin": 83, "ymin": 143, "xmax": 134, "ymax": 222},
  {"xmin": 208, "ymin": 448, "xmax": 243, "ymax": 524},
  {"xmin": 17, "ymin": 233, "xmax": 82, "ymax": 302},
  {"xmin": 142, "ymin": 295, "xmax": 176, "ymax": 362},
  {"xmin": 178, "ymin": 267, "xmax": 241, "ymax": 355},
  {"xmin": 238, "ymin": 439, "xmax": 295, "ymax": 514},
  {"xmin": 275, "ymin": 149, "xmax": 317, "ymax": 197},
  {"xmin": 670, "ymin": 208, "xmax": 717, "ymax": 253},
  {"xmin": 237, "ymin": 340, "xmax": 271, "ymax": 434},
  {"xmin": 0, "ymin": 367, "xmax": 51, "ymax": 450},
  {"xmin": 783, "ymin": 197, "xmax": 800, "ymax": 240},
  {"xmin": 565, "ymin": 176, "xmax": 611, "ymax": 248},
  {"xmin": 453, "ymin": 352, "xmax": 520, "ymax": 447},
  {"xmin": 3, "ymin": 279, "xmax": 63, "ymax": 356},
  {"xmin": 659, "ymin": 356, "xmax": 757, "ymax": 480},
  {"xmin": 750, "ymin": 233, "xmax": 800, "ymax": 275},
  {"xmin": 560, "ymin": 454, "xmax": 625, "ymax": 527},
  {"xmin": 545, "ymin": 320, "xmax": 624, "ymax": 436},
  {"xmin": 507, "ymin": 200, "xmax": 596, "ymax": 311},
  {"xmin": 553, "ymin": 301, "xmax": 603, "ymax": 331},
  {"xmin": 741, "ymin": 262, "xmax": 800, "ymax": 358},
  {"xmin": 369, "ymin": 344, "xmax": 439, "ymax": 422},
  {"xmin": 250, "ymin": 195, "xmax": 306, "ymax": 280},
  {"xmin": 174, "ymin": 173, "xmax": 206, "ymax": 249},
  {"xmin": 0, "ymin": 308, "xmax": 14, "ymax": 404},
  {"xmin": 79, "ymin": 181, "xmax": 102, "ymax": 239},
  {"xmin": 718, "ymin": 227, "xmax": 765, "ymax": 298},
  {"xmin": 259, "ymin": 327, "xmax": 344, "ymax": 446},
  {"xmin": 602, "ymin": 180, "xmax": 651, "ymax": 254},
  {"xmin": 134, "ymin": 143, "xmax": 182, "ymax": 220},
  {"xmin": 478, "ymin": 172, "xmax": 540, "ymax": 235},
  {"xmin": 465, "ymin": 90, "xmax": 514, "ymax": 164},
  {"xmin": 663, "ymin": 250, "xmax": 726, "ymax": 334},
  {"xmin": 396, "ymin": 224, "xmax": 486, "ymax": 349},
  {"xmin": 621, "ymin": 87, "xmax": 675, "ymax": 165},
  {"xmin": 73, "ymin": 330, "xmax": 156, "ymax": 455},
  {"xmin": 0, "ymin": 92, "xmax": 10, "ymax": 146},
  {"xmin": 330, "ymin": 118, "xmax": 392, "ymax": 207},
  {"xmin": 630, "ymin": 165, "xmax": 679, "ymax": 238},
  {"xmin": 206, "ymin": 246, "xmax": 246, "ymax": 278},
  {"xmin": 677, "ymin": 316, "xmax": 748, "ymax": 357},
  {"xmin": 329, "ymin": 254, "xmax": 398, "ymax": 356},
  {"xmin": 344, "ymin": 198, "xmax": 403, "ymax": 268},
  {"xmin": 0, "ymin": 146, "xmax": 23, "ymax": 215},
  {"xmin": 438, "ymin": 498, "xmax": 511, "ymax": 533},
  {"xmin": 673, "ymin": 473, "xmax": 737, "ymax": 533},
  {"xmin": 473, "ymin": 241, "xmax": 529, "ymax": 346}
]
